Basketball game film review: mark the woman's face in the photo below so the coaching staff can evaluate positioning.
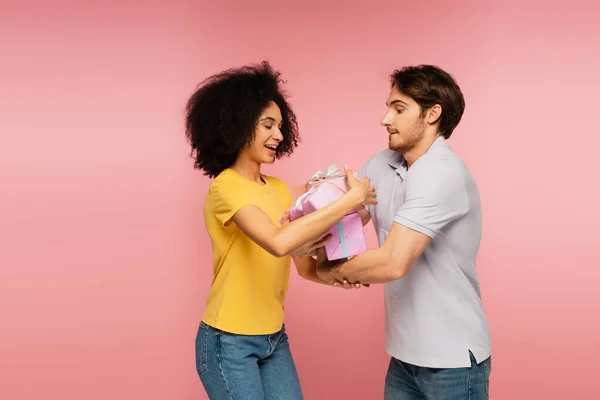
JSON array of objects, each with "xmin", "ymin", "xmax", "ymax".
[{"xmin": 245, "ymin": 101, "xmax": 284, "ymax": 164}]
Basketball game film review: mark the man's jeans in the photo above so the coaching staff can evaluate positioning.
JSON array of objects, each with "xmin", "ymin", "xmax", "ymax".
[
  {"xmin": 195, "ymin": 321, "xmax": 303, "ymax": 400},
  {"xmin": 384, "ymin": 352, "xmax": 491, "ymax": 400}
]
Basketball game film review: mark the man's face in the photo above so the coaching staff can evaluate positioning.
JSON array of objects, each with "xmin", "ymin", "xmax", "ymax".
[{"xmin": 381, "ymin": 86, "xmax": 426, "ymax": 153}]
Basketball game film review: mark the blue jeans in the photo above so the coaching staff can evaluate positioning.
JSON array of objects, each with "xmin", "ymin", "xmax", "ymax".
[
  {"xmin": 195, "ymin": 321, "xmax": 303, "ymax": 400},
  {"xmin": 384, "ymin": 352, "xmax": 491, "ymax": 400}
]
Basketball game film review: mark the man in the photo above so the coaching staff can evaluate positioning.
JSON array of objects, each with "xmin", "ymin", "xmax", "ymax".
[{"xmin": 316, "ymin": 65, "xmax": 492, "ymax": 399}]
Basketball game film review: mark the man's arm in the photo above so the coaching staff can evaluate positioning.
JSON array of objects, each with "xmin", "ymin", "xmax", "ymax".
[
  {"xmin": 319, "ymin": 158, "xmax": 468, "ymax": 285},
  {"xmin": 317, "ymin": 221, "xmax": 431, "ymax": 285},
  {"xmin": 358, "ymin": 209, "xmax": 371, "ymax": 226},
  {"xmin": 295, "ymin": 254, "xmax": 366, "ymax": 288},
  {"xmin": 293, "ymin": 255, "xmax": 330, "ymax": 285}
]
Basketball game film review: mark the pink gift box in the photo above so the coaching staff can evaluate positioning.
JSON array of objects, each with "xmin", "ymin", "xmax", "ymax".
[
  {"xmin": 298, "ymin": 182, "xmax": 344, "ymax": 214},
  {"xmin": 293, "ymin": 164, "xmax": 364, "ymax": 214},
  {"xmin": 293, "ymin": 170, "xmax": 357, "ymax": 198},
  {"xmin": 307, "ymin": 173, "xmax": 355, "ymax": 193},
  {"xmin": 287, "ymin": 181, "xmax": 367, "ymax": 260},
  {"xmin": 325, "ymin": 212, "xmax": 367, "ymax": 260}
]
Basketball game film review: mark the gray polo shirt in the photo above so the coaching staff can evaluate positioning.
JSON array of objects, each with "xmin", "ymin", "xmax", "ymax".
[{"xmin": 359, "ymin": 136, "xmax": 491, "ymax": 368}]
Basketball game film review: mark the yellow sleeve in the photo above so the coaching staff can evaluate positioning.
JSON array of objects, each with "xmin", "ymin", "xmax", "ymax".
[
  {"xmin": 282, "ymin": 182, "xmax": 294, "ymax": 209},
  {"xmin": 269, "ymin": 177, "xmax": 294, "ymax": 209},
  {"xmin": 209, "ymin": 174, "xmax": 254, "ymax": 226}
]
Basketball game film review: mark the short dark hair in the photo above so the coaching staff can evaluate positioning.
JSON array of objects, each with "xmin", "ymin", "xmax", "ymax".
[
  {"xmin": 390, "ymin": 65, "xmax": 465, "ymax": 139},
  {"xmin": 185, "ymin": 61, "xmax": 300, "ymax": 178}
]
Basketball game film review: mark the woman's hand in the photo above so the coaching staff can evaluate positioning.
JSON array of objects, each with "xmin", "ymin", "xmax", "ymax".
[
  {"xmin": 280, "ymin": 209, "xmax": 332, "ymax": 257},
  {"xmin": 344, "ymin": 165, "xmax": 377, "ymax": 207}
]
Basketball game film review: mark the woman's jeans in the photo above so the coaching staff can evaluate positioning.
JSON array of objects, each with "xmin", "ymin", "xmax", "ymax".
[{"xmin": 195, "ymin": 321, "xmax": 303, "ymax": 400}]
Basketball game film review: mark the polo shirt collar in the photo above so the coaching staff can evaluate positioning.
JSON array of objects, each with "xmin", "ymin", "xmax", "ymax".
[
  {"xmin": 388, "ymin": 136, "xmax": 447, "ymax": 179},
  {"xmin": 388, "ymin": 151, "xmax": 408, "ymax": 179}
]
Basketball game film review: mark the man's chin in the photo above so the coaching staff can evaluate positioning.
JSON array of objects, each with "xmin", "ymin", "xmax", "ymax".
[
  {"xmin": 388, "ymin": 139, "xmax": 402, "ymax": 152},
  {"xmin": 389, "ymin": 142, "xmax": 412, "ymax": 153}
]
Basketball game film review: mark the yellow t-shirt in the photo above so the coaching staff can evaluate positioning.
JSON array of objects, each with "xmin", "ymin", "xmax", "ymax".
[{"xmin": 201, "ymin": 168, "xmax": 294, "ymax": 335}]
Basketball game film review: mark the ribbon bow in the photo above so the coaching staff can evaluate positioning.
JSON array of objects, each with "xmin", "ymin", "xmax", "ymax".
[
  {"xmin": 293, "ymin": 185, "xmax": 318, "ymax": 213},
  {"xmin": 310, "ymin": 164, "xmax": 343, "ymax": 181},
  {"xmin": 294, "ymin": 164, "xmax": 346, "ymax": 213}
]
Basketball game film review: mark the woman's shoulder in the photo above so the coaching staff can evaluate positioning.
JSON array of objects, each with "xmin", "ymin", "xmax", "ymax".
[
  {"xmin": 210, "ymin": 170, "xmax": 292, "ymax": 196},
  {"xmin": 262, "ymin": 174, "xmax": 290, "ymax": 190},
  {"xmin": 263, "ymin": 175, "xmax": 293, "ymax": 203},
  {"xmin": 210, "ymin": 168, "xmax": 241, "ymax": 187},
  {"xmin": 207, "ymin": 170, "xmax": 246, "ymax": 202}
]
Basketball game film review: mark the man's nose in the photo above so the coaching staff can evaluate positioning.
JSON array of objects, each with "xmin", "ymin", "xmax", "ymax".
[{"xmin": 381, "ymin": 111, "xmax": 393, "ymax": 126}]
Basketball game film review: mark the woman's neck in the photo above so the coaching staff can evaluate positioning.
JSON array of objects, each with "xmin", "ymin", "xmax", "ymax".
[{"xmin": 231, "ymin": 155, "xmax": 263, "ymax": 184}]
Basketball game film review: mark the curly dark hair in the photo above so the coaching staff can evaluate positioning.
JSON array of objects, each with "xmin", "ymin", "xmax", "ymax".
[{"xmin": 184, "ymin": 61, "xmax": 300, "ymax": 178}]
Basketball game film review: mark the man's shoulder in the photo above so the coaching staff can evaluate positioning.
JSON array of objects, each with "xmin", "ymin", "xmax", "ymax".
[
  {"xmin": 365, "ymin": 148, "xmax": 398, "ymax": 164},
  {"xmin": 413, "ymin": 144, "xmax": 469, "ymax": 178},
  {"xmin": 405, "ymin": 154, "xmax": 473, "ymax": 201},
  {"xmin": 360, "ymin": 149, "xmax": 398, "ymax": 176}
]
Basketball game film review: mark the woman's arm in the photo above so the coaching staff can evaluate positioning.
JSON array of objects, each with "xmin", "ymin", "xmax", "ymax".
[
  {"xmin": 293, "ymin": 255, "xmax": 329, "ymax": 284},
  {"xmin": 232, "ymin": 168, "xmax": 377, "ymax": 257},
  {"xmin": 280, "ymin": 207, "xmax": 366, "ymax": 288}
]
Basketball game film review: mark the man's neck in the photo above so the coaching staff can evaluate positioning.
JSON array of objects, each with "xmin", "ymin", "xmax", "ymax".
[{"xmin": 403, "ymin": 133, "xmax": 442, "ymax": 168}]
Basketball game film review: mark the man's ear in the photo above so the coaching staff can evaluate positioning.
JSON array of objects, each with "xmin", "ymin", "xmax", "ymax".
[{"xmin": 427, "ymin": 104, "xmax": 442, "ymax": 125}]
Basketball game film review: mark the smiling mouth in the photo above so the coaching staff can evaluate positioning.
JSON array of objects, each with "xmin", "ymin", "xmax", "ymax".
[{"xmin": 264, "ymin": 144, "xmax": 277, "ymax": 151}]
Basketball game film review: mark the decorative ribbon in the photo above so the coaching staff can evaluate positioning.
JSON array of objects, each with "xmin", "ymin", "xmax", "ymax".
[
  {"xmin": 336, "ymin": 220, "xmax": 348, "ymax": 258},
  {"xmin": 294, "ymin": 164, "xmax": 343, "ymax": 213},
  {"xmin": 293, "ymin": 185, "xmax": 318, "ymax": 213},
  {"xmin": 310, "ymin": 164, "xmax": 343, "ymax": 181}
]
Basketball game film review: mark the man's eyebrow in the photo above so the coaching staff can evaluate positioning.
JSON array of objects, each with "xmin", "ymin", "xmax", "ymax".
[{"xmin": 386, "ymin": 99, "xmax": 409, "ymax": 107}]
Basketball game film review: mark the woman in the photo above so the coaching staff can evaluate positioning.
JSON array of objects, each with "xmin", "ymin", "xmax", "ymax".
[{"xmin": 185, "ymin": 61, "xmax": 376, "ymax": 400}]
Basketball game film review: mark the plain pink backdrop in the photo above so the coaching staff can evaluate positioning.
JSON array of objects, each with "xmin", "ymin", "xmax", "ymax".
[{"xmin": 2, "ymin": 0, "xmax": 599, "ymax": 399}]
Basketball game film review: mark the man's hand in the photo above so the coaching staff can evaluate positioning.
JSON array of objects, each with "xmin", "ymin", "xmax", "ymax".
[
  {"xmin": 315, "ymin": 247, "xmax": 337, "ymax": 284},
  {"xmin": 280, "ymin": 209, "xmax": 332, "ymax": 257},
  {"xmin": 315, "ymin": 248, "xmax": 369, "ymax": 289}
]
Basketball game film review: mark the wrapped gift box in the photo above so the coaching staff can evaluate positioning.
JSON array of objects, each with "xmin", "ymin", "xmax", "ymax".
[{"xmin": 288, "ymin": 180, "xmax": 367, "ymax": 260}]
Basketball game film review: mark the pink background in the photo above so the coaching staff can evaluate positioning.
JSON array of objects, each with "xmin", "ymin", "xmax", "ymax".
[{"xmin": 2, "ymin": 0, "xmax": 599, "ymax": 399}]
